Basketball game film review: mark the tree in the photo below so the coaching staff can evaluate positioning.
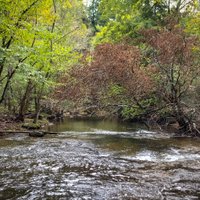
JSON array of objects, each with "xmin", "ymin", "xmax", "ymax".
[
  {"xmin": 88, "ymin": 0, "xmax": 102, "ymax": 34},
  {"xmin": 141, "ymin": 26, "xmax": 200, "ymax": 135},
  {"xmin": 0, "ymin": 0, "xmax": 88, "ymax": 121},
  {"xmin": 54, "ymin": 43, "xmax": 153, "ymax": 118},
  {"xmin": 92, "ymin": 0, "xmax": 198, "ymax": 44}
]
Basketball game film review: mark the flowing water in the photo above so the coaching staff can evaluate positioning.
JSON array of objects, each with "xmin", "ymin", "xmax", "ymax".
[{"xmin": 0, "ymin": 118, "xmax": 200, "ymax": 200}]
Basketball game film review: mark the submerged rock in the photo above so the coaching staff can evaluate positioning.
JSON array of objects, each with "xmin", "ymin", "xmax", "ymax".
[{"xmin": 29, "ymin": 131, "xmax": 44, "ymax": 137}]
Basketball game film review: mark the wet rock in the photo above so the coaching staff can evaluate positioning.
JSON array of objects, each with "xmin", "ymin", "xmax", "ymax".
[{"xmin": 29, "ymin": 131, "xmax": 44, "ymax": 137}]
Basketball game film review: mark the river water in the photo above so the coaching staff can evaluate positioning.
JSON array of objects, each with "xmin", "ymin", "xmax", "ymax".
[{"xmin": 0, "ymin": 118, "xmax": 200, "ymax": 200}]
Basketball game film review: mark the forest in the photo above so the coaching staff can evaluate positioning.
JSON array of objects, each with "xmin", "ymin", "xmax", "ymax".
[{"xmin": 0, "ymin": 0, "xmax": 200, "ymax": 136}]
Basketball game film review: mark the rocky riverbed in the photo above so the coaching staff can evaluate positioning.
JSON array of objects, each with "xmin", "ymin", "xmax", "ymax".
[{"xmin": 0, "ymin": 119, "xmax": 200, "ymax": 200}]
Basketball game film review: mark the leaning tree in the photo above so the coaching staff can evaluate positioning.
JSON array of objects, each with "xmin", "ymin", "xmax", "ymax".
[{"xmin": 142, "ymin": 26, "xmax": 200, "ymax": 135}]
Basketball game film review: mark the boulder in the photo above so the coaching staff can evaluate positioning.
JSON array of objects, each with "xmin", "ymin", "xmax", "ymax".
[{"xmin": 29, "ymin": 131, "xmax": 44, "ymax": 137}]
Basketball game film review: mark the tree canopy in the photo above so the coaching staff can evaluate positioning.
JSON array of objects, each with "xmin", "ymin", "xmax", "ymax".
[{"xmin": 0, "ymin": 0, "xmax": 88, "ymax": 121}]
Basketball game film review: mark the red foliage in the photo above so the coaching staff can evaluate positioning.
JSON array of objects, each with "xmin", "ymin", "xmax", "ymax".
[
  {"xmin": 141, "ymin": 27, "xmax": 200, "ymax": 135},
  {"xmin": 141, "ymin": 27, "xmax": 200, "ymax": 102},
  {"xmin": 141, "ymin": 28, "xmax": 196, "ymax": 66},
  {"xmin": 54, "ymin": 43, "xmax": 153, "ymax": 105}
]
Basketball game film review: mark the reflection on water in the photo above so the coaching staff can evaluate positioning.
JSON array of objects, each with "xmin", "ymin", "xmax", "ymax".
[
  {"xmin": 48, "ymin": 118, "xmax": 146, "ymax": 132},
  {"xmin": 0, "ymin": 119, "xmax": 200, "ymax": 200}
]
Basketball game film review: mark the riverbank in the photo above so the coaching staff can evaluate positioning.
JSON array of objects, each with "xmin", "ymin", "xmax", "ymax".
[
  {"xmin": 0, "ymin": 115, "xmax": 22, "ymax": 131},
  {"xmin": 0, "ymin": 113, "xmax": 50, "ymax": 132},
  {"xmin": 0, "ymin": 110, "xmax": 199, "ymax": 138}
]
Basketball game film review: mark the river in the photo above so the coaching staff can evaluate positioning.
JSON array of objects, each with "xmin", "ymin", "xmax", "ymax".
[{"xmin": 0, "ymin": 118, "xmax": 200, "ymax": 200}]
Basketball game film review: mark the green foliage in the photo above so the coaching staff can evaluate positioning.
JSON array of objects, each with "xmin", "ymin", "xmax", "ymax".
[
  {"xmin": 1, "ymin": 0, "xmax": 200, "ymax": 127},
  {"xmin": 92, "ymin": 0, "xmax": 200, "ymax": 45},
  {"xmin": 88, "ymin": 0, "xmax": 102, "ymax": 33},
  {"xmin": 92, "ymin": 0, "xmax": 157, "ymax": 44},
  {"xmin": 121, "ymin": 97, "xmax": 157, "ymax": 120},
  {"xmin": 108, "ymin": 84, "xmax": 124, "ymax": 97},
  {"xmin": 0, "ymin": 0, "xmax": 89, "ymax": 116},
  {"xmin": 184, "ymin": 12, "xmax": 200, "ymax": 37},
  {"xmin": 121, "ymin": 106, "xmax": 143, "ymax": 120}
]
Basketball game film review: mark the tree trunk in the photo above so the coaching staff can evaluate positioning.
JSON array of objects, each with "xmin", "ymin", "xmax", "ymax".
[
  {"xmin": 16, "ymin": 80, "xmax": 34, "ymax": 122},
  {"xmin": 0, "ymin": 37, "xmax": 13, "ymax": 78},
  {"xmin": 0, "ymin": 73, "xmax": 12, "ymax": 104},
  {"xmin": 174, "ymin": 104, "xmax": 200, "ymax": 136},
  {"xmin": 33, "ymin": 96, "xmax": 41, "ymax": 124}
]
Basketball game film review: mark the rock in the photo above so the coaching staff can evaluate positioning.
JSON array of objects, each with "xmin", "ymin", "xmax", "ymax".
[{"xmin": 29, "ymin": 131, "xmax": 44, "ymax": 137}]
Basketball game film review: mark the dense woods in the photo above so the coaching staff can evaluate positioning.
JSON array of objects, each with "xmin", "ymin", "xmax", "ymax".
[
  {"xmin": 1, "ymin": 0, "xmax": 200, "ymax": 136},
  {"xmin": 0, "ymin": 0, "xmax": 88, "ymax": 123}
]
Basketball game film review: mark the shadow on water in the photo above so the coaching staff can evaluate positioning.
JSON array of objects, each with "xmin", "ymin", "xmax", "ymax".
[{"xmin": 0, "ymin": 118, "xmax": 200, "ymax": 199}]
